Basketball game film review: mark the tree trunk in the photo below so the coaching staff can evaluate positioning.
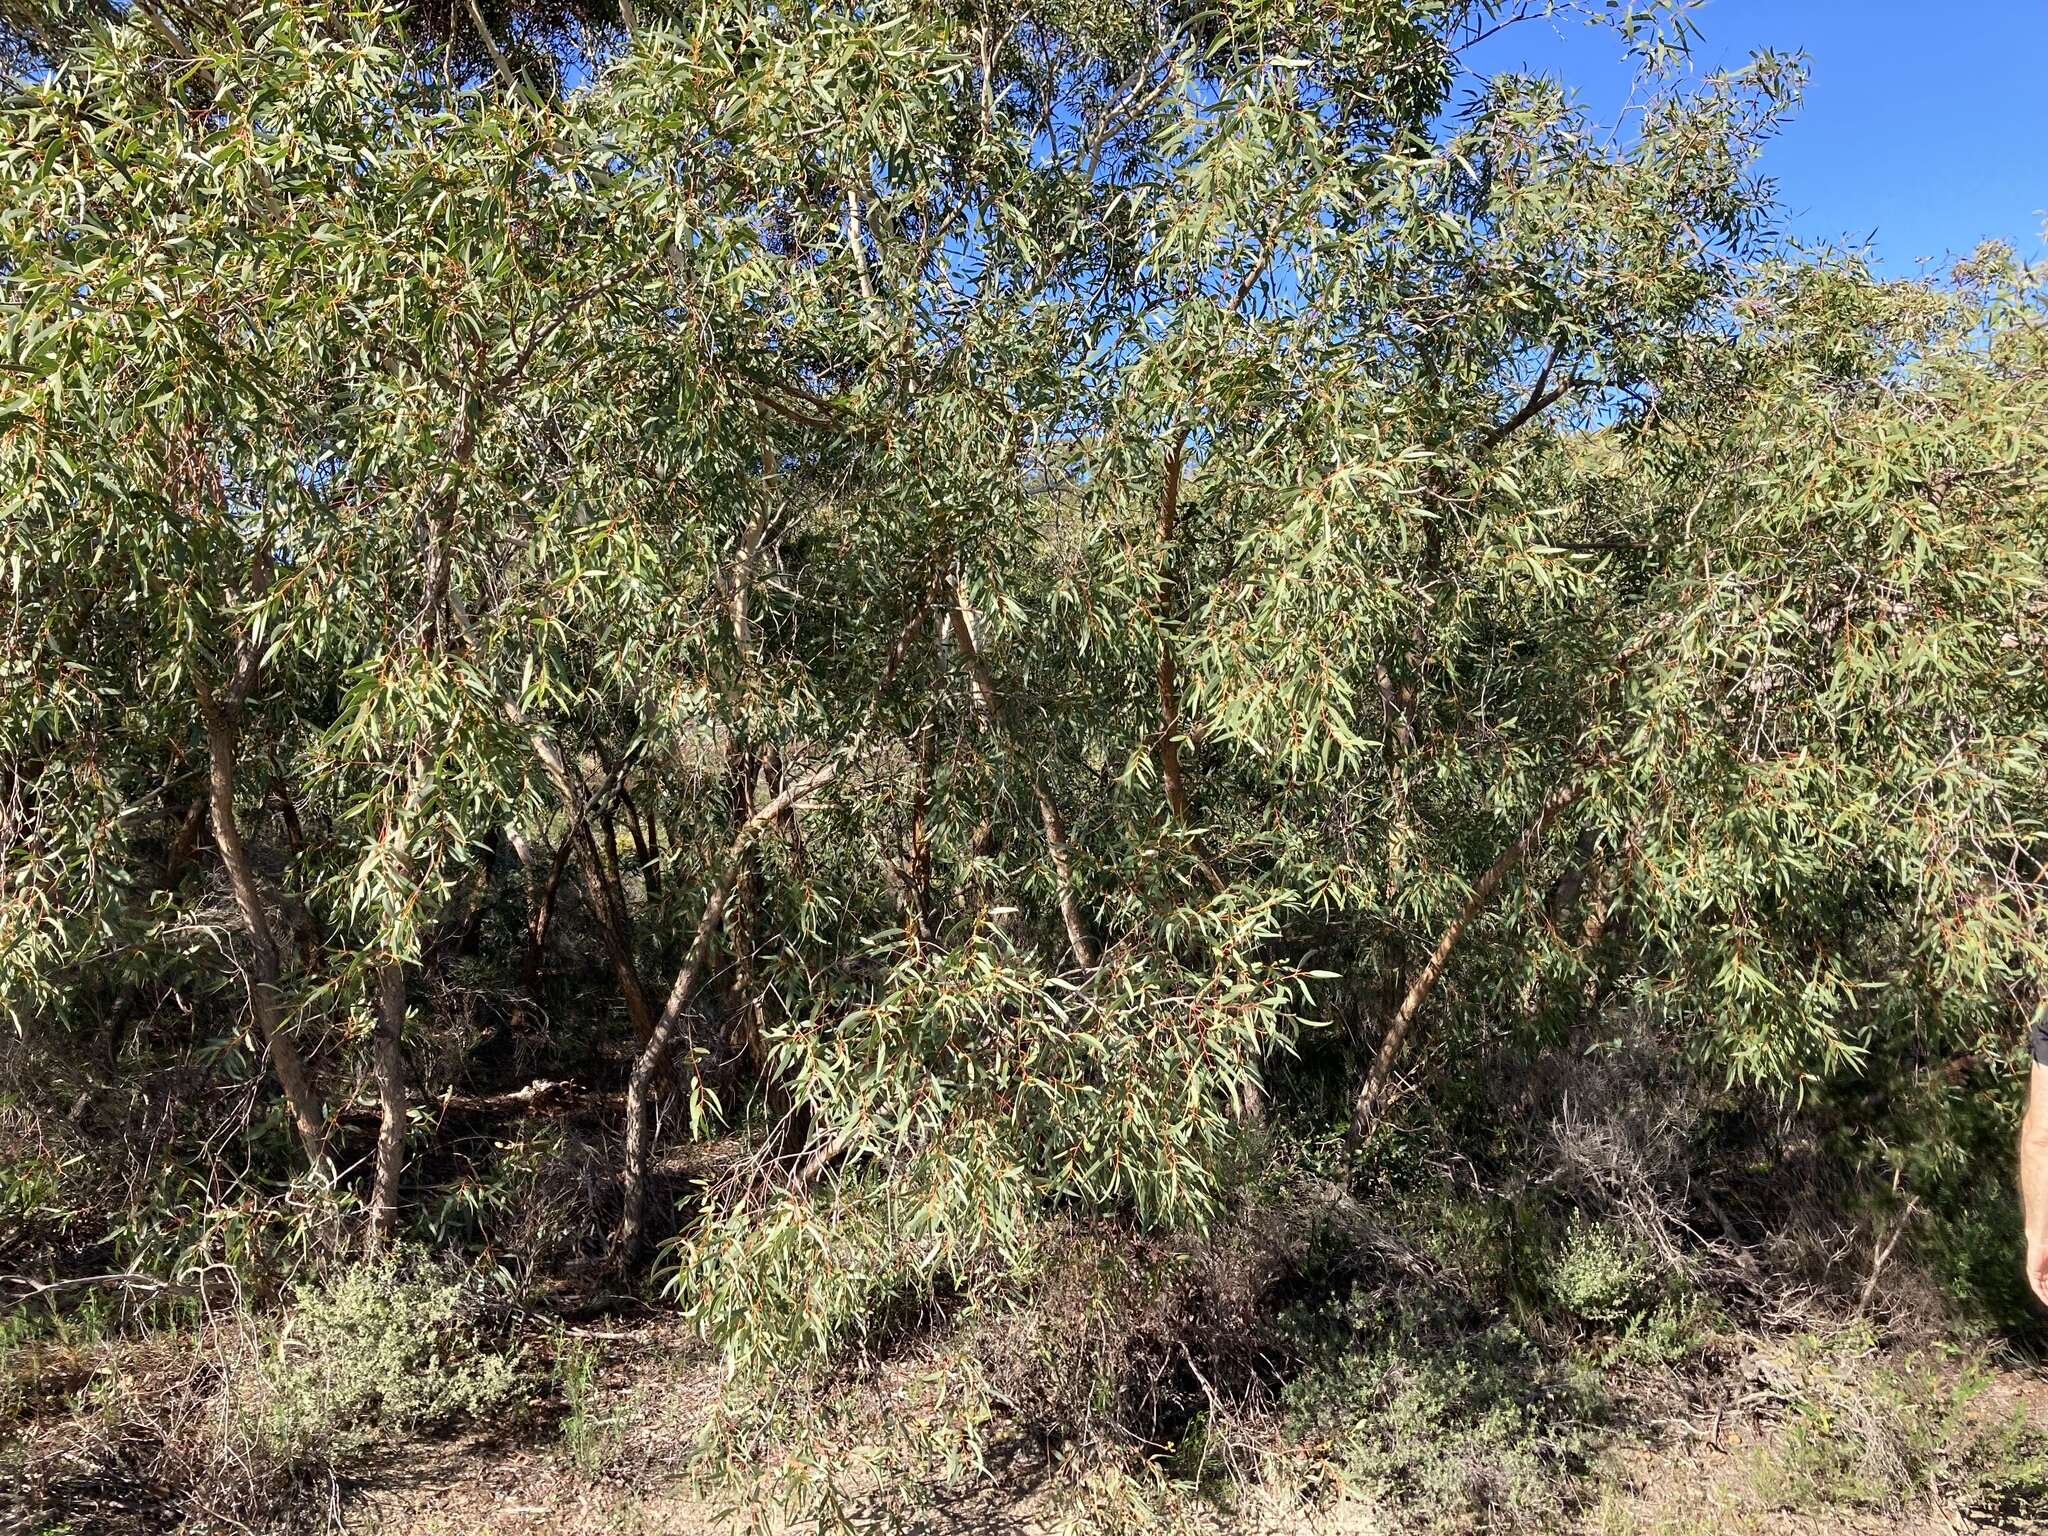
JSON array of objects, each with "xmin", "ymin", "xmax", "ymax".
[
  {"xmin": 618, "ymin": 759, "xmax": 842, "ymax": 1260},
  {"xmin": 617, "ymin": 781, "xmax": 661, "ymax": 899},
  {"xmin": 366, "ymin": 959, "xmax": 409, "ymax": 1252},
  {"xmin": 521, "ymin": 832, "xmax": 575, "ymax": 991},
  {"xmin": 163, "ymin": 792, "xmax": 208, "ymax": 890},
  {"xmin": 425, "ymin": 832, "xmax": 499, "ymax": 964},
  {"xmin": 197, "ymin": 696, "xmax": 333, "ymax": 1184},
  {"xmin": 571, "ymin": 818, "xmax": 656, "ymax": 1044},
  {"xmin": 1033, "ymin": 778, "xmax": 1098, "ymax": 969},
  {"xmin": 532, "ymin": 736, "xmax": 656, "ymax": 1044},
  {"xmin": 1351, "ymin": 780, "xmax": 1586, "ymax": 1139}
]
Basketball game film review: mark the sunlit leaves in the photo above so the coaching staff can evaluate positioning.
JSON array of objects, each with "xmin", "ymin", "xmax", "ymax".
[{"xmin": 3, "ymin": 0, "xmax": 2044, "ymax": 1405}]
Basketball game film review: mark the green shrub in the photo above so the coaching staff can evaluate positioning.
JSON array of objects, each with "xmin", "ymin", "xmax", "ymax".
[
  {"xmin": 253, "ymin": 1255, "xmax": 526, "ymax": 1467},
  {"xmin": 555, "ymin": 1336, "xmax": 614, "ymax": 1476},
  {"xmin": 1751, "ymin": 1341, "xmax": 2048, "ymax": 1514},
  {"xmin": 1282, "ymin": 1300, "xmax": 1598, "ymax": 1532},
  {"xmin": 1603, "ymin": 1295, "xmax": 1712, "ymax": 1369},
  {"xmin": 1547, "ymin": 1212, "xmax": 1654, "ymax": 1328}
]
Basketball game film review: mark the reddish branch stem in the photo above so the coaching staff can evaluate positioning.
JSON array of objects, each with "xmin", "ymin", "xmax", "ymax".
[{"xmin": 1352, "ymin": 780, "xmax": 1587, "ymax": 1136}]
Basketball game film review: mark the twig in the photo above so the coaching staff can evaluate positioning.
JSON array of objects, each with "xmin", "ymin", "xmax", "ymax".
[{"xmin": 1855, "ymin": 1195, "xmax": 1921, "ymax": 1314}]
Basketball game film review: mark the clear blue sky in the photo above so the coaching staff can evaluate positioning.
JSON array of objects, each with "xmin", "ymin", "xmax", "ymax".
[{"xmin": 1461, "ymin": 0, "xmax": 2048, "ymax": 275}]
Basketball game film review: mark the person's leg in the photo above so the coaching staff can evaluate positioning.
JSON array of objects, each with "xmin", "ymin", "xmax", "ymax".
[{"xmin": 2024, "ymin": 1008, "xmax": 2048, "ymax": 1308}]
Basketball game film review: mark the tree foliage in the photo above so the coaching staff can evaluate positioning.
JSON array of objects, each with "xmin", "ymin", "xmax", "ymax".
[{"xmin": 2, "ymin": 0, "xmax": 2043, "ymax": 1407}]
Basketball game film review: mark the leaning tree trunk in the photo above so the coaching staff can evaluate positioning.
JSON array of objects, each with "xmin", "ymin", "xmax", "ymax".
[
  {"xmin": 198, "ymin": 700, "xmax": 333, "ymax": 1185},
  {"xmin": 618, "ymin": 760, "xmax": 843, "ymax": 1260},
  {"xmin": 1350, "ymin": 779, "xmax": 1587, "ymax": 1140}
]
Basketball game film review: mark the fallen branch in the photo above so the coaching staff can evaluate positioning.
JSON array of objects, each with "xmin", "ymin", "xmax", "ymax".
[{"xmin": 1, "ymin": 1273, "xmax": 196, "ymax": 1314}]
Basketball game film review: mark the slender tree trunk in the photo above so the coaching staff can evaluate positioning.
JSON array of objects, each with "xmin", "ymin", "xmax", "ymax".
[
  {"xmin": 571, "ymin": 819, "xmax": 656, "ymax": 1043},
  {"xmin": 618, "ymin": 759, "xmax": 842, "ymax": 1260},
  {"xmin": 1032, "ymin": 784, "xmax": 1097, "ymax": 969},
  {"xmin": 617, "ymin": 782, "xmax": 660, "ymax": 899},
  {"xmin": 521, "ymin": 832, "xmax": 575, "ymax": 990},
  {"xmin": 196, "ymin": 693, "xmax": 333, "ymax": 1184},
  {"xmin": 163, "ymin": 793, "xmax": 208, "ymax": 890},
  {"xmin": 532, "ymin": 737, "xmax": 657, "ymax": 1044},
  {"xmin": 598, "ymin": 801, "xmax": 625, "ymax": 895},
  {"xmin": 462, "ymin": 0, "xmax": 541, "ymax": 106},
  {"xmin": 1351, "ymin": 780, "xmax": 1587, "ymax": 1138},
  {"xmin": 366, "ymin": 959, "xmax": 409, "ymax": 1252},
  {"xmin": 268, "ymin": 761, "xmax": 306, "ymax": 859},
  {"xmin": 948, "ymin": 585, "xmax": 1097, "ymax": 969},
  {"xmin": 425, "ymin": 833, "xmax": 499, "ymax": 964},
  {"xmin": 642, "ymin": 804, "xmax": 664, "ymax": 899}
]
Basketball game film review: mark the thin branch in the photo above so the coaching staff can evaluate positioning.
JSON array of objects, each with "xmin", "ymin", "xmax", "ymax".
[
  {"xmin": 948, "ymin": 585, "xmax": 1098, "ymax": 970},
  {"xmin": 1352, "ymin": 778, "xmax": 1589, "ymax": 1137},
  {"xmin": 1480, "ymin": 343, "xmax": 1595, "ymax": 450},
  {"xmin": 463, "ymin": 0, "xmax": 546, "ymax": 111},
  {"xmin": 1153, "ymin": 436, "xmax": 1191, "ymax": 824},
  {"xmin": 617, "ymin": 757, "xmax": 847, "ymax": 1256}
]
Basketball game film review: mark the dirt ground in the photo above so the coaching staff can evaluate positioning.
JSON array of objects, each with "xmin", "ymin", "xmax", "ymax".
[{"xmin": 336, "ymin": 1311, "xmax": 2048, "ymax": 1536}]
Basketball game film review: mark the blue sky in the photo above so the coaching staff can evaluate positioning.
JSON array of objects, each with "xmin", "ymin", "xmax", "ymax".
[{"xmin": 1460, "ymin": 0, "xmax": 2048, "ymax": 275}]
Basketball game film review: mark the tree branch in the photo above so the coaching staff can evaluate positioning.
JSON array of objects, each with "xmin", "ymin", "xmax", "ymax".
[{"xmin": 1351, "ymin": 778, "xmax": 1588, "ymax": 1138}]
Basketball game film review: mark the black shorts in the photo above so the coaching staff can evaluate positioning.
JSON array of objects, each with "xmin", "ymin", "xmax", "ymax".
[{"xmin": 2033, "ymin": 1005, "xmax": 2048, "ymax": 1068}]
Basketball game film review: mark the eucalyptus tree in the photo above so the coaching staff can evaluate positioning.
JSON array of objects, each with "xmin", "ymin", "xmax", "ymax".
[
  {"xmin": 0, "ymin": 3, "xmax": 695, "ymax": 1240},
  {"xmin": 1, "ymin": 0, "xmax": 2042, "ymax": 1400}
]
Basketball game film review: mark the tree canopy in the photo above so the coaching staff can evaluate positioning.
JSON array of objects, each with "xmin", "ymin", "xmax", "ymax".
[{"xmin": 2, "ymin": 0, "xmax": 2044, "ymax": 1425}]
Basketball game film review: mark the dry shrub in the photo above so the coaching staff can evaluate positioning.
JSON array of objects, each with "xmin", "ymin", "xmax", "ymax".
[
  {"xmin": 1510, "ymin": 1014, "xmax": 1938, "ymax": 1334},
  {"xmin": 3, "ymin": 1320, "xmax": 307, "ymax": 1535},
  {"xmin": 2, "ymin": 1256, "xmax": 531, "ymax": 1535},
  {"xmin": 1745, "ymin": 1329, "xmax": 2048, "ymax": 1517},
  {"xmin": 427, "ymin": 1116, "xmax": 619, "ymax": 1284},
  {"xmin": 687, "ymin": 1195, "xmax": 1303, "ymax": 1534},
  {"xmin": 972, "ymin": 1215, "xmax": 1281, "ymax": 1462},
  {"xmin": 1277, "ymin": 1302, "xmax": 1598, "ymax": 1535}
]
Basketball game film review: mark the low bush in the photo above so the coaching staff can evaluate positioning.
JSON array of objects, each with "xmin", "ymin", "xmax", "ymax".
[
  {"xmin": 1750, "ymin": 1335, "xmax": 2048, "ymax": 1516},
  {"xmin": 1547, "ymin": 1210, "xmax": 1657, "ymax": 1328},
  {"xmin": 1281, "ymin": 1295, "xmax": 1601, "ymax": 1532},
  {"xmin": 555, "ymin": 1335, "xmax": 615, "ymax": 1476},
  {"xmin": 251, "ymin": 1254, "xmax": 528, "ymax": 1469}
]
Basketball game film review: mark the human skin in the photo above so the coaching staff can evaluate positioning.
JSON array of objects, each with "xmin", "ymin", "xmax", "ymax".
[{"xmin": 2024, "ymin": 1058, "xmax": 2048, "ymax": 1308}]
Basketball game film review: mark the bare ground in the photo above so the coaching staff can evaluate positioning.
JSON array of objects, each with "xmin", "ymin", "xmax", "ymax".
[{"xmin": 335, "ymin": 1312, "xmax": 2048, "ymax": 1536}]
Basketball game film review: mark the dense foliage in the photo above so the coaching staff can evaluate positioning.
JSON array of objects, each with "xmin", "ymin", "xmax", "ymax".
[{"xmin": 2, "ymin": 0, "xmax": 2044, "ymax": 1518}]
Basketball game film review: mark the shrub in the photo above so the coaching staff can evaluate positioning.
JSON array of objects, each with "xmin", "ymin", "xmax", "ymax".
[
  {"xmin": 1603, "ymin": 1295, "xmax": 1713, "ymax": 1369},
  {"xmin": 1282, "ymin": 1298, "xmax": 1598, "ymax": 1532},
  {"xmin": 555, "ymin": 1336, "xmax": 614, "ymax": 1476},
  {"xmin": 1547, "ymin": 1211, "xmax": 1655, "ymax": 1328},
  {"xmin": 252, "ymin": 1255, "xmax": 526, "ymax": 1467},
  {"xmin": 1750, "ymin": 1338, "xmax": 2048, "ymax": 1515}
]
